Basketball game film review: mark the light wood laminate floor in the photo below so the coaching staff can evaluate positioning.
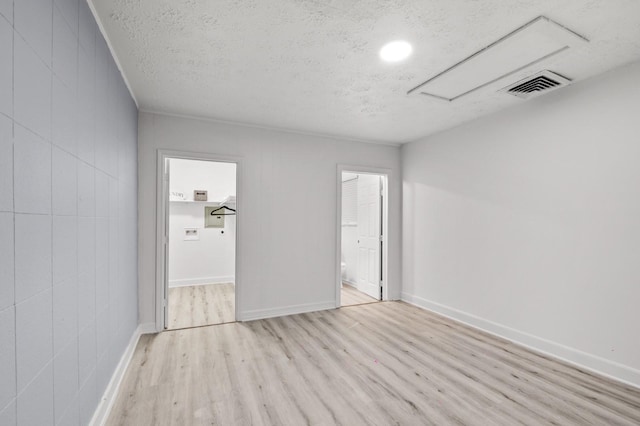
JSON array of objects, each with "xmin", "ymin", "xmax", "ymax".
[
  {"xmin": 341, "ymin": 283, "xmax": 378, "ymax": 306},
  {"xmin": 168, "ymin": 283, "xmax": 235, "ymax": 330},
  {"xmin": 107, "ymin": 302, "xmax": 640, "ymax": 425}
]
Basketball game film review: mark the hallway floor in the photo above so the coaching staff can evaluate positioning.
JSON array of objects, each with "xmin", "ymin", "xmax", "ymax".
[
  {"xmin": 168, "ymin": 283, "xmax": 235, "ymax": 329},
  {"xmin": 341, "ymin": 283, "xmax": 379, "ymax": 307}
]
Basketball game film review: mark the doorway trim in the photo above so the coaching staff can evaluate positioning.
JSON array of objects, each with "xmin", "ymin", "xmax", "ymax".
[
  {"xmin": 335, "ymin": 164, "xmax": 390, "ymax": 308},
  {"xmin": 155, "ymin": 149, "xmax": 243, "ymax": 332}
]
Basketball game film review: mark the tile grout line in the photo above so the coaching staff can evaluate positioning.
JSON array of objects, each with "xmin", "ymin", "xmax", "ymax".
[
  {"xmin": 50, "ymin": 0, "xmax": 56, "ymax": 422},
  {"xmin": 11, "ymin": 0, "xmax": 17, "ymax": 419},
  {"xmin": 75, "ymin": 0, "xmax": 82, "ymax": 410}
]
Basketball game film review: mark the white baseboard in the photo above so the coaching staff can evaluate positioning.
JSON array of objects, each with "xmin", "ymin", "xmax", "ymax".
[
  {"xmin": 138, "ymin": 322, "xmax": 158, "ymax": 335},
  {"xmin": 169, "ymin": 276, "xmax": 235, "ymax": 287},
  {"xmin": 89, "ymin": 323, "xmax": 157, "ymax": 426},
  {"xmin": 401, "ymin": 293, "xmax": 640, "ymax": 389},
  {"xmin": 342, "ymin": 280, "xmax": 357, "ymax": 288},
  {"xmin": 240, "ymin": 301, "xmax": 336, "ymax": 322}
]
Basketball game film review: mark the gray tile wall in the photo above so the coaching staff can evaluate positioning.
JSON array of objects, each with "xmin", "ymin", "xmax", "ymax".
[{"xmin": 0, "ymin": 0, "xmax": 139, "ymax": 424}]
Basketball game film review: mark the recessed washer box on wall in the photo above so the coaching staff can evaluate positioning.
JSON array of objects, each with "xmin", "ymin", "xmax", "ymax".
[
  {"xmin": 205, "ymin": 206, "xmax": 225, "ymax": 228},
  {"xmin": 408, "ymin": 16, "xmax": 588, "ymax": 101}
]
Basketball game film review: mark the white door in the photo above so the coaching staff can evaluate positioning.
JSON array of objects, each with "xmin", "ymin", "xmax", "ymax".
[{"xmin": 357, "ymin": 174, "xmax": 382, "ymax": 300}]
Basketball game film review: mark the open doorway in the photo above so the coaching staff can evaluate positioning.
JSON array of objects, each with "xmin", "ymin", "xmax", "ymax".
[
  {"xmin": 164, "ymin": 158, "xmax": 237, "ymax": 330},
  {"xmin": 339, "ymin": 170, "xmax": 387, "ymax": 307}
]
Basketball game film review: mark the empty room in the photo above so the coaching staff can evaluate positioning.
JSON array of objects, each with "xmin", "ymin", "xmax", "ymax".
[{"xmin": 1, "ymin": 0, "xmax": 639, "ymax": 425}]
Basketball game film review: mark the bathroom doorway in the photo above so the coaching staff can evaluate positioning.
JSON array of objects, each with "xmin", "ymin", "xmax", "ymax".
[
  {"xmin": 338, "ymin": 169, "xmax": 387, "ymax": 307},
  {"xmin": 159, "ymin": 156, "xmax": 238, "ymax": 330}
]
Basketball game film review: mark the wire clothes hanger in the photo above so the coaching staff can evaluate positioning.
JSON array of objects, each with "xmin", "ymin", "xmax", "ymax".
[{"xmin": 210, "ymin": 205, "xmax": 236, "ymax": 216}]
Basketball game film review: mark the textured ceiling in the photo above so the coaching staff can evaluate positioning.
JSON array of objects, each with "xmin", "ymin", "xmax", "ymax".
[{"xmin": 91, "ymin": 0, "xmax": 640, "ymax": 144}]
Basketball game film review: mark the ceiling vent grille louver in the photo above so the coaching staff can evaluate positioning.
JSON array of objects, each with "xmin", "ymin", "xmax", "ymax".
[{"xmin": 501, "ymin": 70, "xmax": 571, "ymax": 99}]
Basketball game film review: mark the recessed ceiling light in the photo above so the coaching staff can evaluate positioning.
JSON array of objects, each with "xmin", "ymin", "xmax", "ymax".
[{"xmin": 379, "ymin": 40, "xmax": 413, "ymax": 62}]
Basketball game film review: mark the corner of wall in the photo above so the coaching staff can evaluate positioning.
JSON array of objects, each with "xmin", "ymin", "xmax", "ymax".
[{"xmin": 89, "ymin": 323, "xmax": 155, "ymax": 426}]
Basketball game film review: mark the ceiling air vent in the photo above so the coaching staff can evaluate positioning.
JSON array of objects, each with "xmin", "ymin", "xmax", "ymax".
[
  {"xmin": 501, "ymin": 70, "xmax": 571, "ymax": 99},
  {"xmin": 407, "ymin": 16, "xmax": 587, "ymax": 101}
]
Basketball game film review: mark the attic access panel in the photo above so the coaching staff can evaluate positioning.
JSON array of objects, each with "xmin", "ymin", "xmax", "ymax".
[{"xmin": 408, "ymin": 16, "xmax": 588, "ymax": 101}]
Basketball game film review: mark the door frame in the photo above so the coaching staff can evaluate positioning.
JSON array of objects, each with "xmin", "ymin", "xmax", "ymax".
[
  {"xmin": 155, "ymin": 149, "xmax": 243, "ymax": 332},
  {"xmin": 335, "ymin": 164, "xmax": 390, "ymax": 307}
]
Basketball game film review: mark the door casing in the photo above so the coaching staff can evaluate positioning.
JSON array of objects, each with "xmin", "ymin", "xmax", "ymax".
[{"xmin": 155, "ymin": 149, "xmax": 243, "ymax": 332}]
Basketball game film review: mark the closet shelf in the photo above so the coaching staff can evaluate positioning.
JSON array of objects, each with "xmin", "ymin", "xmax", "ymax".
[
  {"xmin": 170, "ymin": 195, "xmax": 236, "ymax": 206},
  {"xmin": 170, "ymin": 200, "xmax": 222, "ymax": 204},
  {"xmin": 220, "ymin": 195, "xmax": 236, "ymax": 207},
  {"xmin": 170, "ymin": 195, "xmax": 235, "ymax": 206}
]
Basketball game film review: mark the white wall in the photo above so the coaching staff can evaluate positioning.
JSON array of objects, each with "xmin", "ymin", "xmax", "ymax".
[
  {"xmin": 138, "ymin": 112, "xmax": 401, "ymax": 323},
  {"xmin": 169, "ymin": 158, "xmax": 236, "ymax": 202},
  {"xmin": 168, "ymin": 159, "xmax": 236, "ymax": 286},
  {"xmin": 402, "ymin": 61, "xmax": 640, "ymax": 387},
  {"xmin": 0, "ymin": 1, "xmax": 138, "ymax": 424}
]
